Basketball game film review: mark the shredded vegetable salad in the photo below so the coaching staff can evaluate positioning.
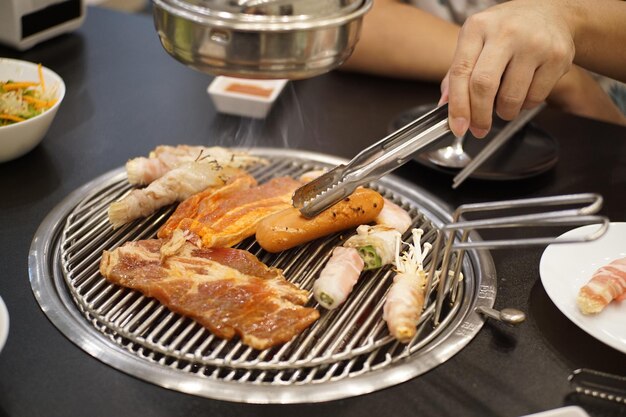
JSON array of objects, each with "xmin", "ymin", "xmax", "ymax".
[{"xmin": 0, "ymin": 64, "xmax": 57, "ymax": 126}]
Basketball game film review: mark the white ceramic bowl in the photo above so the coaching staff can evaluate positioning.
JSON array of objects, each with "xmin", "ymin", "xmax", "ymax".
[
  {"xmin": 208, "ymin": 76, "xmax": 287, "ymax": 118},
  {"xmin": 0, "ymin": 58, "xmax": 65, "ymax": 163}
]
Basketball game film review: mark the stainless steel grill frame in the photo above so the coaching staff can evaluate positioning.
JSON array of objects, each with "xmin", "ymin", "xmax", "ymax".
[{"xmin": 28, "ymin": 148, "xmax": 496, "ymax": 403}]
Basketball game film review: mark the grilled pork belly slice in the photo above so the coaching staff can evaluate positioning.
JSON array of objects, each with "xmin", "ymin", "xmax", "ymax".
[
  {"xmin": 157, "ymin": 176, "xmax": 302, "ymax": 250},
  {"xmin": 100, "ymin": 240, "xmax": 319, "ymax": 350},
  {"xmin": 157, "ymin": 174, "xmax": 258, "ymax": 243}
]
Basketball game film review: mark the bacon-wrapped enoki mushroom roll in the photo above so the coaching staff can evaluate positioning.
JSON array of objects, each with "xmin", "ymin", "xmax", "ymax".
[
  {"xmin": 375, "ymin": 198, "xmax": 413, "ymax": 234},
  {"xmin": 125, "ymin": 145, "xmax": 266, "ymax": 186},
  {"xmin": 108, "ymin": 162, "xmax": 247, "ymax": 228},
  {"xmin": 313, "ymin": 247, "xmax": 365, "ymax": 310},
  {"xmin": 577, "ymin": 256, "xmax": 626, "ymax": 315},
  {"xmin": 343, "ymin": 225, "xmax": 402, "ymax": 270},
  {"xmin": 313, "ymin": 225, "xmax": 401, "ymax": 309},
  {"xmin": 383, "ymin": 229, "xmax": 432, "ymax": 343}
]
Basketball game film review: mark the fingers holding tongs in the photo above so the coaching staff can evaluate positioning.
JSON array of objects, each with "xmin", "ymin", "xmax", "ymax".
[{"xmin": 293, "ymin": 102, "xmax": 546, "ymax": 218}]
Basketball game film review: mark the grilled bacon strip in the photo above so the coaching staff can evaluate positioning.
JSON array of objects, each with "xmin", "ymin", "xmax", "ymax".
[
  {"xmin": 157, "ymin": 176, "xmax": 301, "ymax": 250},
  {"xmin": 577, "ymin": 256, "xmax": 626, "ymax": 315},
  {"xmin": 157, "ymin": 174, "xmax": 258, "ymax": 242},
  {"xmin": 100, "ymin": 240, "xmax": 319, "ymax": 350}
]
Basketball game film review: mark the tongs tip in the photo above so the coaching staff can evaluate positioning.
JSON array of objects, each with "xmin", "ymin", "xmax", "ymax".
[{"xmin": 292, "ymin": 165, "xmax": 351, "ymax": 218}]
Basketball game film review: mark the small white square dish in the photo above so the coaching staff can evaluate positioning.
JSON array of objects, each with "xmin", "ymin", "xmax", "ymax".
[{"xmin": 207, "ymin": 76, "xmax": 287, "ymax": 119}]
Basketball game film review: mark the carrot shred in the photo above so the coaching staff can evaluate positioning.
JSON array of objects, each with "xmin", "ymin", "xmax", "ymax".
[
  {"xmin": 0, "ymin": 114, "xmax": 26, "ymax": 122},
  {"xmin": 1, "ymin": 66, "xmax": 55, "ymax": 125},
  {"xmin": 3, "ymin": 82, "xmax": 39, "ymax": 90},
  {"xmin": 22, "ymin": 95, "xmax": 55, "ymax": 109},
  {"xmin": 23, "ymin": 95, "xmax": 49, "ymax": 107},
  {"xmin": 38, "ymin": 63, "xmax": 45, "ymax": 91}
]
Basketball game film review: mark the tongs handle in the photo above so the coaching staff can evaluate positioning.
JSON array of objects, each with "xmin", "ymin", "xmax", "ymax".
[
  {"xmin": 345, "ymin": 103, "xmax": 450, "ymax": 183},
  {"xmin": 569, "ymin": 368, "xmax": 626, "ymax": 404},
  {"xmin": 443, "ymin": 193, "xmax": 609, "ymax": 250},
  {"xmin": 429, "ymin": 193, "xmax": 609, "ymax": 326}
]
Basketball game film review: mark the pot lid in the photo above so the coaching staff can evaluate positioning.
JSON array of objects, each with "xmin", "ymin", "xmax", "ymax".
[{"xmin": 154, "ymin": 0, "xmax": 371, "ymax": 30}]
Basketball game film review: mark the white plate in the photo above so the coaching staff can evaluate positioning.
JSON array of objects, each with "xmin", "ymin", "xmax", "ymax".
[
  {"xmin": 539, "ymin": 222, "xmax": 626, "ymax": 353},
  {"xmin": 521, "ymin": 406, "xmax": 589, "ymax": 417},
  {"xmin": 0, "ymin": 295, "xmax": 8, "ymax": 354}
]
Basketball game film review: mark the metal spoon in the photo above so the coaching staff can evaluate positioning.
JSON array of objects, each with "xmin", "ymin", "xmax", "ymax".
[{"xmin": 425, "ymin": 134, "xmax": 471, "ymax": 169}]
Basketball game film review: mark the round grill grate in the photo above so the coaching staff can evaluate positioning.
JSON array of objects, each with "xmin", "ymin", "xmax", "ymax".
[{"xmin": 30, "ymin": 148, "xmax": 496, "ymax": 403}]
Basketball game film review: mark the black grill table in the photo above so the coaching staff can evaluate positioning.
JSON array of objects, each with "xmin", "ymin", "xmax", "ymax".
[{"xmin": 0, "ymin": 6, "xmax": 625, "ymax": 417}]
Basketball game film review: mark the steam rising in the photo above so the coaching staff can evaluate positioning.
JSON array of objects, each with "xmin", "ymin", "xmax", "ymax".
[{"xmin": 207, "ymin": 83, "xmax": 319, "ymax": 151}]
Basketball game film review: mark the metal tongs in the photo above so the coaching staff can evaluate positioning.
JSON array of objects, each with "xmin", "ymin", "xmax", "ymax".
[{"xmin": 292, "ymin": 104, "xmax": 450, "ymax": 217}]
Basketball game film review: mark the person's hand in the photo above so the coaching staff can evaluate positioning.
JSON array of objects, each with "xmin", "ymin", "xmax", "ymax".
[{"xmin": 440, "ymin": 0, "xmax": 576, "ymax": 138}]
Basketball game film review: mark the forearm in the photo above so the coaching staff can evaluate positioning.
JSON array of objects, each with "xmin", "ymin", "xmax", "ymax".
[
  {"xmin": 340, "ymin": 0, "xmax": 460, "ymax": 81},
  {"xmin": 549, "ymin": 65, "xmax": 626, "ymax": 125},
  {"xmin": 564, "ymin": 0, "xmax": 626, "ymax": 82}
]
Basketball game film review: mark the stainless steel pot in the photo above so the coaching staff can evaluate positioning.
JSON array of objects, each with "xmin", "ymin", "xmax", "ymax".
[{"xmin": 152, "ymin": 0, "xmax": 373, "ymax": 79}]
